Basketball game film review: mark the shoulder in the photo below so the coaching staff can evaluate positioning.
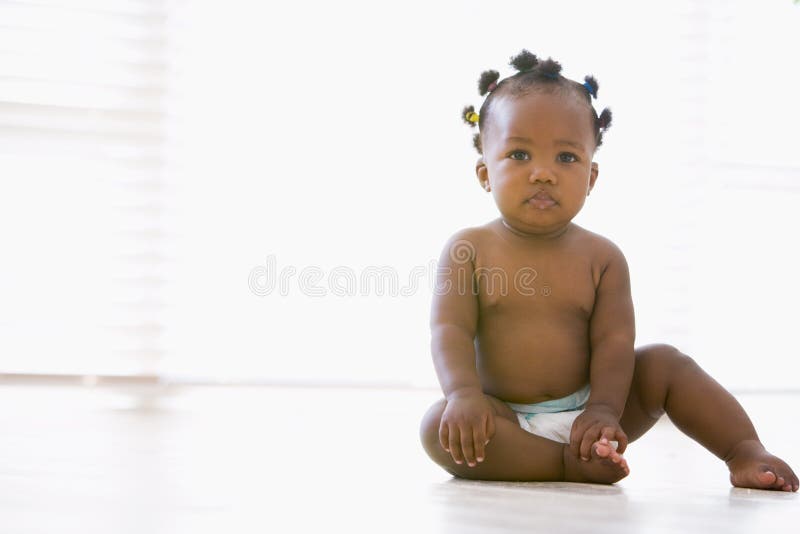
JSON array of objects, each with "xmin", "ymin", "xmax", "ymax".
[
  {"xmin": 568, "ymin": 224, "xmax": 629, "ymax": 284},
  {"xmin": 446, "ymin": 222, "xmax": 496, "ymax": 252},
  {"xmin": 439, "ymin": 221, "xmax": 498, "ymax": 259},
  {"xmin": 570, "ymin": 224, "xmax": 626, "ymax": 261}
]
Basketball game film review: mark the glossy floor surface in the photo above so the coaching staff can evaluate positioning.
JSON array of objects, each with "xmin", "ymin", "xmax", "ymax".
[{"xmin": 0, "ymin": 385, "xmax": 797, "ymax": 533}]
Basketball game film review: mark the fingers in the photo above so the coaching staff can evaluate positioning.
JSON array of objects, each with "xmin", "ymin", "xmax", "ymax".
[
  {"xmin": 440, "ymin": 419, "xmax": 490, "ymax": 467},
  {"xmin": 472, "ymin": 424, "xmax": 486, "ymax": 465},
  {"xmin": 460, "ymin": 425, "xmax": 476, "ymax": 466},
  {"xmin": 597, "ymin": 426, "xmax": 628, "ymax": 454},
  {"xmin": 600, "ymin": 427, "xmax": 616, "ymax": 442},
  {"xmin": 598, "ymin": 426, "xmax": 627, "ymax": 454},
  {"xmin": 569, "ymin": 422, "xmax": 584, "ymax": 458},
  {"xmin": 580, "ymin": 429, "xmax": 598, "ymax": 461},
  {"xmin": 615, "ymin": 429, "xmax": 629, "ymax": 454},
  {"xmin": 600, "ymin": 426, "xmax": 619, "ymax": 451},
  {"xmin": 571, "ymin": 423, "xmax": 596, "ymax": 459},
  {"xmin": 473, "ymin": 414, "xmax": 495, "ymax": 466},
  {"xmin": 464, "ymin": 416, "xmax": 494, "ymax": 466},
  {"xmin": 572, "ymin": 419, "xmax": 628, "ymax": 460},
  {"xmin": 444, "ymin": 423, "xmax": 478, "ymax": 466},
  {"xmin": 486, "ymin": 412, "xmax": 496, "ymax": 442},
  {"xmin": 447, "ymin": 426, "xmax": 465, "ymax": 465},
  {"xmin": 439, "ymin": 422, "xmax": 449, "ymax": 453}
]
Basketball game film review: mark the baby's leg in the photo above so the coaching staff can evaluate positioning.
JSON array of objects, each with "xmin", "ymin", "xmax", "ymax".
[
  {"xmin": 419, "ymin": 396, "xmax": 628, "ymax": 483},
  {"xmin": 619, "ymin": 343, "xmax": 798, "ymax": 492}
]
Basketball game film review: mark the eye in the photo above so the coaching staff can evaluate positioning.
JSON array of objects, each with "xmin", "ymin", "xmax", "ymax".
[
  {"xmin": 509, "ymin": 150, "xmax": 530, "ymax": 161},
  {"xmin": 558, "ymin": 152, "xmax": 578, "ymax": 163}
]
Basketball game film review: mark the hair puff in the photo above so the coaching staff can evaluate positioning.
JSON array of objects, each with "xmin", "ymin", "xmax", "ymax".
[
  {"xmin": 597, "ymin": 107, "xmax": 613, "ymax": 130},
  {"xmin": 583, "ymin": 75, "xmax": 599, "ymax": 99},
  {"xmin": 472, "ymin": 133, "xmax": 482, "ymax": 154},
  {"xmin": 537, "ymin": 58, "xmax": 562, "ymax": 79},
  {"xmin": 478, "ymin": 70, "xmax": 500, "ymax": 96},
  {"xmin": 509, "ymin": 49, "xmax": 538, "ymax": 72},
  {"xmin": 461, "ymin": 105, "xmax": 478, "ymax": 127}
]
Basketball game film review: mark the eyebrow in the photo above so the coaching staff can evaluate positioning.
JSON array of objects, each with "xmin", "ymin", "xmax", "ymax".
[{"xmin": 505, "ymin": 136, "xmax": 586, "ymax": 152}]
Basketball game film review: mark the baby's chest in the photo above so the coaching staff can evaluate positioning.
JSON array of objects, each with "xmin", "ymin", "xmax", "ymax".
[{"xmin": 475, "ymin": 257, "xmax": 597, "ymax": 319}]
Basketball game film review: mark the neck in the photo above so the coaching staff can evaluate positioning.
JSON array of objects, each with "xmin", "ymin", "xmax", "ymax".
[{"xmin": 500, "ymin": 218, "xmax": 571, "ymax": 240}]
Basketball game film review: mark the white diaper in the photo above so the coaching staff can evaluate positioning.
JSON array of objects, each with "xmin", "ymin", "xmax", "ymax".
[
  {"xmin": 506, "ymin": 384, "xmax": 618, "ymax": 449},
  {"xmin": 514, "ymin": 409, "xmax": 584, "ymax": 444},
  {"xmin": 506, "ymin": 384, "xmax": 590, "ymax": 444}
]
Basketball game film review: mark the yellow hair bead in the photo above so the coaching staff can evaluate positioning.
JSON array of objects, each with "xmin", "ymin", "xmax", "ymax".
[{"xmin": 466, "ymin": 111, "xmax": 479, "ymax": 123}]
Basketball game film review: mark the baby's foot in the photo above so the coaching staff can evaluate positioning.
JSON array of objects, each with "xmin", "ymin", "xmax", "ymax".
[
  {"xmin": 563, "ymin": 437, "xmax": 630, "ymax": 484},
  {"xmin": 726, "ymin": 439, "xmax": 798, "ymax": 492}
]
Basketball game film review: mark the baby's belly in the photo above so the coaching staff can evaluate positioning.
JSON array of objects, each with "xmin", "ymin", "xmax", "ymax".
[{"xmin": 476, "ymin": 320, "xmax": 591, "ymax": 404}]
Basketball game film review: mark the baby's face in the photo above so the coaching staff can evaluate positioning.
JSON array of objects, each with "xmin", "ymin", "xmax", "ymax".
[{"xmin": 477, "ymin": 91, "xmax": 598, "ymax": 236}]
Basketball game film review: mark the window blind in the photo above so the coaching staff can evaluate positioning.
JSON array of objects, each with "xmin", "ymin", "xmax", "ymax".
[{"xmin": 0, "ymin": 0, "xmax": 169, "ymax": 376}]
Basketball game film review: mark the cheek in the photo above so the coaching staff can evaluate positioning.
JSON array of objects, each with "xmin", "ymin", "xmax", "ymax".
[{"xmin": 492, "ymin": 175, "xmax": 518, "ymax": 193}]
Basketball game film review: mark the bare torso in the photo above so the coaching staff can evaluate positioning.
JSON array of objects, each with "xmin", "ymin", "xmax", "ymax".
[{"xmin": 471, "ymin": 218, "xmax": 611, "ymax": 404}]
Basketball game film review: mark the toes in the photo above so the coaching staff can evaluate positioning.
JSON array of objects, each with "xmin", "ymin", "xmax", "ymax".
[
  {"xmin": 608, "ymin": 450, "xmax": 623, "ymax": 464},
  {"xmin": 619, "ymin": 457, "xmax": 629, "ymax": 474},
  {"xmin": 755, "ymin": 469, "xmax": 777, "ymax": 487},
  {"xmin": 592, "ymin": 440, "xmax": 628, "ymax": 469},
  {"xmin": 776, "ymin": 472, "xmax": 799, "ymax": 492},
  {"xmin": 769, "ymin": 473, "xmax": 787, "ymax": 490},
  {"xmin": 728, "ymin": 446, "xmax": 798, "ymax": 491},
  {"xmin": 742, "ymin": 468, "xmax": 792, "ymax": 490},
  {"xmin": 593, "ymin": 444, "xmax": 630, "ymax": 477},
  {"xmin": 593, "ymin": 442, "xmax": 611, "ymax": 459}
]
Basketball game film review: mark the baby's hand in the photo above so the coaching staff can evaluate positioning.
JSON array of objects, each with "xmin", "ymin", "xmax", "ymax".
[
  {"xmin": 569, "ymin": 405, "xmax": 628, "ymax": 461},
  {"xmin": 439, "ymin": 390, "xmax": 496, "ymax": 467}
]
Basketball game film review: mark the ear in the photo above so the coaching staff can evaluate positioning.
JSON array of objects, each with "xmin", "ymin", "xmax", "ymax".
[
  {"xmin": 587, "ymin": 162, "xmax": 599, "ymax": 195},
  {"xmin": 476, "ymin": 157, "xmax": 490, "ymax": 192}
]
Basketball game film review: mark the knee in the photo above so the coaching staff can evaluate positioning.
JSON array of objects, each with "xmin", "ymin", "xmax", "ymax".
[
  {"xmin": 419, "ymin": 399, "xmax": 447, "ymax": 458},
  {"xmin": 636, "ymin": 343, "xmax": 696, "ymax": 376}
]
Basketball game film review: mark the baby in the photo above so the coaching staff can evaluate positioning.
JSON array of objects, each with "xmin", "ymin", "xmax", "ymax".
[{"xmin": 419, "ymin": 50, "xmax": 798, "ymax": 491}]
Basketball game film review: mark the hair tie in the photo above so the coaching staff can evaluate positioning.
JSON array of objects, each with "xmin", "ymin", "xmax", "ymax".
[
  {"xmin": 486, "ymin": 82, "xmax": 497, "ymax": 92},
  {"xmin": 582, "ymin": 80, "xmax": 597, "ymax": 99},
  {"xmin": 465, "ymin": 111, "xmax": 479, "ymax": 124}
]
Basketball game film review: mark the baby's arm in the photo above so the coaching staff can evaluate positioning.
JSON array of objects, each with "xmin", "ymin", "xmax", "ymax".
[
  {"xmin": 569, "ymin": 242, "xmax": 636, "ymax": 460},
  {"xmin": 430, "ymin": 231, "xmax": 496, "ymax": 467}
]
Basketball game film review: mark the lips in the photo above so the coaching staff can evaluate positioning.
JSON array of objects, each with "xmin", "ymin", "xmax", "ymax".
[
  {"xmin": 531, "ymin": 191, "xmax": 554, "ymax": 201},
  {"xmin": 527, "ymin": 190, "xmax": 556, "ymax": 209}
]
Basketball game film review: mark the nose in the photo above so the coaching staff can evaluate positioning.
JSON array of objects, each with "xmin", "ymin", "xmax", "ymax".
[{"xmin": 529, "ymin": 165, "xmax": 556, "ymax": 184}]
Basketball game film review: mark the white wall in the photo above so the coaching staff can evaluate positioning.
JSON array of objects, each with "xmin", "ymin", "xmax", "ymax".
[{"xmin": 160, "ymin": 0, "xmax": 800, "ymax": 389}]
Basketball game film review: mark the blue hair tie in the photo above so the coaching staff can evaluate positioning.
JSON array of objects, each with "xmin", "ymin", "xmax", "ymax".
[
  {"xmin": 583, "ymin": 80, "xmax": 597, "ymax": 99},
  {"xmin": 542, "ymin": 72, "xmax": 559, "ymax": 80}
]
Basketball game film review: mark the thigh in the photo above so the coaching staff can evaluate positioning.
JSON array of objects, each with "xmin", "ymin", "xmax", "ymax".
[
  {"xmin": 419, "ymin": 396, "xmax": 567, "ymax": 481},
  {"xmin": 419, "ymin": 392, "xmax": 521, "ymax": 467},
  {"xmin": 619, "ymin": 343, "xmax": 681, "ymax": 443}
]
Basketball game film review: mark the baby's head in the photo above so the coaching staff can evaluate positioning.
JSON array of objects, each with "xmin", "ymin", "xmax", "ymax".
[
  {"xmin": 462, "ymin": 50, "xmax": 613, "ymax": 236},
  {"xmin": 463, "ymin": 50, "xmax": 612, "ymax": 155}
]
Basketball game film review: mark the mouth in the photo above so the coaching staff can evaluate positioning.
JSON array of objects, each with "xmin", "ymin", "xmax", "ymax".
[{"xmin": 527, "ymin": 190, "xmax": 557, "ymax": 209}]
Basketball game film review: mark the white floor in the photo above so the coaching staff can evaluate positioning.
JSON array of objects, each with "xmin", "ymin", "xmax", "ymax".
[{"xmin": 0, "ymin": 385, "xmax": 797, "ymax": 533}]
